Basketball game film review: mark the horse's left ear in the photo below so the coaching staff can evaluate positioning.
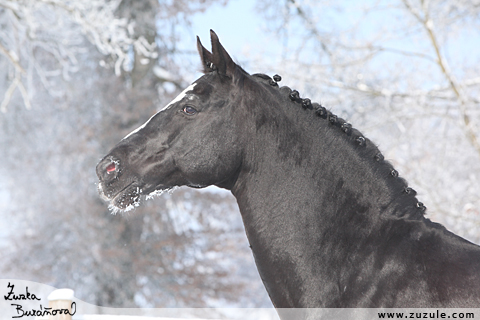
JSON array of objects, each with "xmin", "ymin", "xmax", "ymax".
[
  {"xmin": 197, "ymin": 35, "xmax": 214, "ymax": 74},
  {"xmin": 209, "ymin": 30, "xmax": 237, "ymax": 77}
]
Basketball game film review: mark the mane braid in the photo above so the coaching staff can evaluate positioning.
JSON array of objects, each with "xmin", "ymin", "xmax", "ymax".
[{"xmin": 252, "ymin": 73, "xmax": 426, "ymax": 219}]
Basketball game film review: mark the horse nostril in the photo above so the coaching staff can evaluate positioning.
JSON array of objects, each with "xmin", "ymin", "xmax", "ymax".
[{"xmin": 106, "ymin": 162, "xmax": 116, "ymax": 174}]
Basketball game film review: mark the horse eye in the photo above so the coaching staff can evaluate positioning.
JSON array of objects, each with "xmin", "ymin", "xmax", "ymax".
[{"xmin": 183, "ymin": 105, "xmax": 197, "ymax": 115}]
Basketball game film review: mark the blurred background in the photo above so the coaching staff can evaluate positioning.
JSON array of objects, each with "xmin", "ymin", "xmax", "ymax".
[{"xmin": 0, "ymin": 0, "xmax": 479, "ymax": 309}]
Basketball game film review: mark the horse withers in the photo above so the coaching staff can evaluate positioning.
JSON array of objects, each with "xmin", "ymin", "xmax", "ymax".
[{"xmin": 97, "ymin": 30, "xmax": 480, "ymax": 308}]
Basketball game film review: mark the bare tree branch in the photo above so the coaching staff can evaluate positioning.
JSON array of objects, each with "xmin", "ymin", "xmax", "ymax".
[
  {"xmin": 402, "ymin": 0, "xmax": 480, "ymax": 158},
  {"xmin": 286, "ymin": 0, "xmax": 334, "ymax": 60}
]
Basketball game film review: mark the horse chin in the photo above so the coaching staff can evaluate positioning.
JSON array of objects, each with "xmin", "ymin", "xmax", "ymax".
[
  {"xmin": 188, "ymin": 183, "xmax": 207, "ymax": 189},
  {"xmin": 97, "ymin": 180, "xmax": 178, "ymax": 214},
  {"xmin": 98, "ymin": 182, "xmax": 142, "ymax": 215},
  {"xmin": 145, "ymin": 186, "xmax": 177, "ymax": 200}
]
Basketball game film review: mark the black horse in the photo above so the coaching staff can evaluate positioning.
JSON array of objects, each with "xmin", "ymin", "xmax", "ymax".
[{"xmin": 97, "ymin": 30, "xmax": 480, "ymax": 308}]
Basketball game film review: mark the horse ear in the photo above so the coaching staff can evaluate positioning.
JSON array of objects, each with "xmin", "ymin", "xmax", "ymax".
[
  {"xmin": 209, "ymin": 30, "xmax": 236, "ymax": 77},
  {"xmin": 197, "ymin": 36, "xmax": 214, "ymax": 74}
]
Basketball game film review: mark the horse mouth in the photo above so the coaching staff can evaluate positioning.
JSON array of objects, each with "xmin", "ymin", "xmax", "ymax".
[
  {"xmin": 98, "ymin": 181, "xmax": 174, "ymax": 214},
  {"xmin": 98, "ymin": 182, "xmax": 142, "ymax": 214}
]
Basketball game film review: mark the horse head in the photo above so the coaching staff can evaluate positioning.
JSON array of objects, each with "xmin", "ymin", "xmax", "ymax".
[{"xmin": 96, "ymin": 30, "xmax": 248, "ymax": 212}]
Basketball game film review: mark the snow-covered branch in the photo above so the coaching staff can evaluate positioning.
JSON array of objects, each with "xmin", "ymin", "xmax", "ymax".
[{"xmin": 0, "ymin": 0, "xmax": 157, "ymax": 112}]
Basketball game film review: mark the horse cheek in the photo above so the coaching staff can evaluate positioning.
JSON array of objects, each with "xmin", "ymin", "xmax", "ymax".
[{"xmin": 176, "ymin": 139, "xmax": 233, "ymax": 187}]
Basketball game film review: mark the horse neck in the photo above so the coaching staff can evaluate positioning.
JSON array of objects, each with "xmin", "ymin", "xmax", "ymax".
[
  {"xmin": 230, "ymin": 96, "xmax": 422, "ymax": 306},
  {"xmin": 232, "ymin": 100, "xmax": 417, "ymax": 227}
]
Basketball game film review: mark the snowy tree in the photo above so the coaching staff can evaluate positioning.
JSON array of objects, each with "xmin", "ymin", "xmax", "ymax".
[{"xmin": 0, "ymin": 0, "xmax": 159, "ymax": 113}]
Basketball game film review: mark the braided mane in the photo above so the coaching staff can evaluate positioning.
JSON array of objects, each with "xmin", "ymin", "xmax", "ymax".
[{"xmin": 251, "ymin": 73, "xmax": 426, "ymax": 218}]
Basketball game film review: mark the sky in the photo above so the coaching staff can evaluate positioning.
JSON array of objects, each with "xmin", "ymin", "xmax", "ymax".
[
  {"xmin": 191, "ymin": 0, "xmax": 262, "ymax": 55},
  {"xmin": 180, "ymin": 0, "xmax": 283, "ymax": 80}
]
